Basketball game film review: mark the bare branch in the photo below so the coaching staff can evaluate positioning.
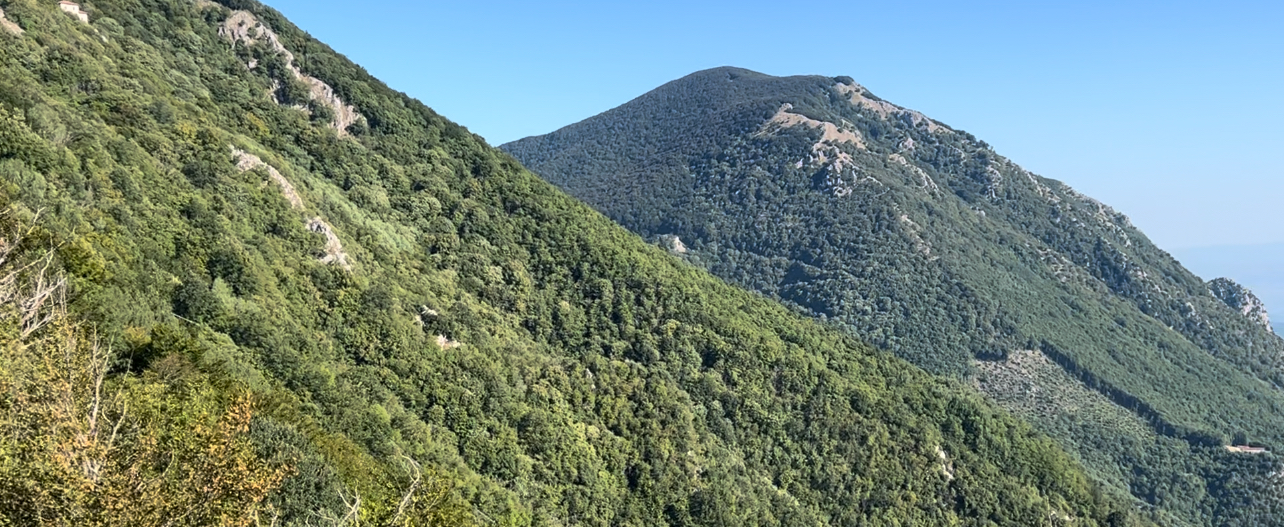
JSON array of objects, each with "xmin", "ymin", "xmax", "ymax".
[
  {"xmin": 337, "ymin": 487, "xmax": 362, "ymax": 526},
  {"xmin": 387, "ymin": 454, "xmax": 423, "ymax": 526}
]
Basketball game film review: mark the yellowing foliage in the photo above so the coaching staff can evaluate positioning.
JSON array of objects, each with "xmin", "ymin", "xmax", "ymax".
[{"xmin": 0, "ymin": 224, "xmax": 288, "ymax": 527}]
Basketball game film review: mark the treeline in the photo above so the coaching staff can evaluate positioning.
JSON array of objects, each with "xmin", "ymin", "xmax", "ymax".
[{"xmin": 1036, "ymin": 341, "xmax": 1223, "ymax": 447}]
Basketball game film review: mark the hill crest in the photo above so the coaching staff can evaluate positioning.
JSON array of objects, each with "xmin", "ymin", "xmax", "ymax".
[{"xmin": 502, "ymin": 66, "xmax": 1284, "ymax": 525}]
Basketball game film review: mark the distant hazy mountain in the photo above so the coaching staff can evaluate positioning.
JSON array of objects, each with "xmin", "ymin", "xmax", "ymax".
[{"xmin": 504, "ymin": 67, "xmax": 1284, "ymax": 525}]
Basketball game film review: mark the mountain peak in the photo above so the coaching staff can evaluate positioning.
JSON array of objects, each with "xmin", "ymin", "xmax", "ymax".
[
  {"xmin": 1210, "ymin": 277, "xmax": 1274, "ymax": 332},
  {"xmin": 503, "ymin": 67, "xmax": 1284, "ymax": 524}
]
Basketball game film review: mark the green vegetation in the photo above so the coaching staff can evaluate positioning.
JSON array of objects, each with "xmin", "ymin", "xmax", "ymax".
[
  {"xmin": 503, "ymin": 67, "xmax": 1284, "ymax": 526},
  {"xmin": 0, "ymin": 1, "xmax": 1149, "ymax": 525}
]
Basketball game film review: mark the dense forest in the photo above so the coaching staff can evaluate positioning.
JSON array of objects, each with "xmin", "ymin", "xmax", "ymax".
[
  {"xmin": 0, "ymin": 0, "xmax": 1157, "ymax": 525},
  {"xmin": 503, "ymin": 67, "xmax": 1284, "ymax": 526}
]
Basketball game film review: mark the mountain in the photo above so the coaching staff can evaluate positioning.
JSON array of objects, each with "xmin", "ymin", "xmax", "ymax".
[
  {"xmin": 1174, "ymin": 243, "xmax": 1284, "ymax": 335},
  {"xmin": 0, "ymin": 2, "xmax": 1150, "ymax": 525},
  {"xmin": 503, "ymin": 67, "xmax": 1284, "ymax": 526}
]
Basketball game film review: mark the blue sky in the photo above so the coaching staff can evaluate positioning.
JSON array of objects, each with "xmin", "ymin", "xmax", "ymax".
[{"xmin": 266, "ymin": 0, "xmax": 1282, "ymax": 254}]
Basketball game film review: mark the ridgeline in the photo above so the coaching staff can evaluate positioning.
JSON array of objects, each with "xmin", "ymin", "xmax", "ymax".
[
  {"xmin": 0, "ymin": 1, "xmax": 1150, "ymax": 525},
  {"xmin": 504, "ymin": 66, "xmax": 1284, "ymax": 526}
]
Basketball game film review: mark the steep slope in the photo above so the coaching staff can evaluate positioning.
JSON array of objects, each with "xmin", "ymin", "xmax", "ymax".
[
  {"xmin": 0, "ymin": 1, "xmax": 1146, "ymax": 525},
  {"xmin": 503, "ymin": 67, "xmax": 1284, "ymax": 525}
]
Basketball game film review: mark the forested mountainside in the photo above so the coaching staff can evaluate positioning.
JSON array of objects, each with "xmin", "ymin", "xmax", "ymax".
[
  {"xmin": 503, "ymin": 67, "xmax": 1284, "ymax": 526},
  {"xmin": 0, "ymin": 1, "xmax": 1152, "ymax": 525}
]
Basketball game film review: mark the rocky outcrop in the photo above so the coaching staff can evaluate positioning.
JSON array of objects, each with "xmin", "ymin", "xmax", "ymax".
[
  {"xmin": 834, "ymin": 80, "xmax": 943, "ymax": 133},
  {"xmin": 231, "ymin": 146, "xmax": 352, "ymax": 270},
  {"xmin": 232, "ymin": 147, "xmax": 302, "ymax": 209},
  {"xmin": 757, "ymin": 103, "xmax": 863, "ymax": 175},
  {"xmin": 306, "ymin": 218, "xmax": 351, "ymax": 270},
  {"xmin": 0, "ymin": 7, "xmax": 23, "ymax": 35},
  {"xmin": 218, "ymin": 10, "xmax": 363, "ymax": 135},
  {"xmin": 58, "ymin": 1, "xmax": 89, "ymax": 24},
  {"xmin": 1209, "ymin": 277, "xmax": 1273, "ymax": 332},
  {"xmin": 888, "ymin": 153, "xmax": 941, "ymax": 195},
  {"xmin": 658, "ymin": 234, "xmax": 688, "ymax": 254}
]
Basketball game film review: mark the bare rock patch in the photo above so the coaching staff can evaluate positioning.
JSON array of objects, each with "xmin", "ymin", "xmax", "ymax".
[
  {"xmin": 219, "ymin": 10, "xmax": 364, "ymax": 136},
  {"xmin": 759, "ymin": 103, "xmax": 865, "ymax": 150},
  {"xmin": 888, "ymin": 154, "xmax": 940, "ymax": 194},
  {"xmin": 1209, "ymin": 277, "xmax": 1274, "ymax": 332},
  {"xmin": 232, "ymin": 147, "xmax": 303, "ymax": 209},
  {"xmin": 758, "ymin": 103, "xmax": 865, "ymax": 175},
  {"xmin": 230, "ymin": 146, "xmax": 352, "ymax": 270},
  {"xmin": 307, "ymin": 218, "xmax": 352, "ymax": 270},
  {"xmin": 0, "ymin": 7, "xmax": 22, "ymax": 35},
  {"xmin": 436, "ymin": 335, "xmax": 462, "ymax": 350},
  {"xmin": 835, "ymin": 82, "xmax": 943, "ymax": 134}
]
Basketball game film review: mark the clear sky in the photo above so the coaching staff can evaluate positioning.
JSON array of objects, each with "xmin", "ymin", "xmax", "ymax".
[{"xmin": 265, "ymin": 0, "xmax": 1282, "ymax": 252}]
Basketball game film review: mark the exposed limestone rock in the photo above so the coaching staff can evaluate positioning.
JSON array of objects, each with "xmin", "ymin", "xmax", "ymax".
[
  {"xmin": 1021, "ymin": 167, "xmax": 1061, "ymax": 204},
  {"xmin": 984, "ymin": 164, "xmax": 1004, "ymax": 200},
  {"xmin": 413, "ymin": 305, "xmax": 441, "ymax": 328},
  {"xmin": 1209, "ymin": 277, "xmax": 1274, "ymax": 332},
  {"xmin": 935, "ymin": 445, "xmax": 956, "ymax": 482},
  {"xmin": 834, "ymin": 81, "xmax": 943, "ymax": 133},
  {"xmin": 888, "ymin": 153, "xmax": 940, "ymax": 194},
  {"xmin": 307, "ymin": 218, "xmax": 351, "ymax": 270},
  {"xmin": 435, "ymin": 335, "xmax": 462, "ymax": 350},
  {"xmin": 819, "ymin": 168, "xmax": 869, "ymax": 197},
  {"xmin": 898, "ymin": 213, "xmax": 934, "ymax": 258},
  {"xmin": 58, "ymin": 1, "xmax": 89, "ymax": 24},
  {"xmin": 657, "ymin": 234, "xmax": 689, "ymax": 254},
  {"xmin": 0, "ymin": 7, "xmax": 23, "ymax": 35},
  {"xmin": 232, "ymin": 147, "xmax": 303, "ymax": 209},
  {"xmin": 669, "ymin": 235, "xmax": 688, "ymax": 254},
  {"xmin": 1061, "ymin": 185, "xmax": 1134, "ymax": 244},
  {"xmin": 758, "ymin": 104, "xmax": 865, "ymax": 176},
  {"xmin": 759, "ymin": 103, "xmax": 865, "ymax": 150},
  {"xmin": 219, "ymin": 10, "xmax": 363, "ymax": 135},
  {"xmin": 230, "ymin": 146, "xmax": 352, "ymax": 270}
]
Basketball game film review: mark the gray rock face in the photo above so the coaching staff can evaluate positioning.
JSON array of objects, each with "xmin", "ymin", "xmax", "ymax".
[
  {"xmin": 1210, "ymin": 277, "xmax": 1274, "ymax": 332},
  {"xmin": 217, "ymin": 9, "xmax": 364, "ymax": 135}
]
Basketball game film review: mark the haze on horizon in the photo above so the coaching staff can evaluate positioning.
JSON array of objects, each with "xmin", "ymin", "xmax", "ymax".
[{"xmin": 267, "ymin": 0, "xmax": 1282, "ymax": 303}]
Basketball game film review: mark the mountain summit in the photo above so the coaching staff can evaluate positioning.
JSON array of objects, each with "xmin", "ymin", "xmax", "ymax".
[{"xmin": 503, "ymin": 67, "xmax": 1284, "ymax": 525}]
